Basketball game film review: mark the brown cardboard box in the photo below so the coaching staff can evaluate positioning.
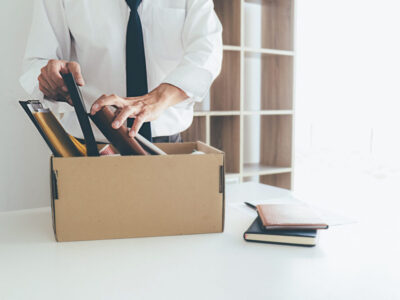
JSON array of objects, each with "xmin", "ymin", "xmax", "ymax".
[{"xmin": 49, "ymin": 141, "xmax": 225, "ymax": 242}]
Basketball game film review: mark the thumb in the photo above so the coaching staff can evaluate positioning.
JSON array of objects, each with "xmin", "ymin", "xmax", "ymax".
[
  {"xmin": 67, "ymin": 61, "xmax": 85, "ymax": 86},
  {"xmin": 59, "ymin": 60, "xmax": 69, "ymax": 75}
]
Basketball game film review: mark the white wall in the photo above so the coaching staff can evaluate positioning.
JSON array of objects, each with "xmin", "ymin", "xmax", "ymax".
[
  {"xmin": 293, "ymin": 0, "xmax": 400, "ymax": 207},
  {"xmin": 0, "ymin": 0, "xmax": 51, "ymax": 211},
  {"xmin": 295, "ymin": 0, "xmax": 400, "ymax": 160}
]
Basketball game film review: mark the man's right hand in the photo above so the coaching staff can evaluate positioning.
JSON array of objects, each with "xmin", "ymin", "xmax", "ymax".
[{"xmin": 38, "ymin": 60, "xmax": 85, "ymax": 105}]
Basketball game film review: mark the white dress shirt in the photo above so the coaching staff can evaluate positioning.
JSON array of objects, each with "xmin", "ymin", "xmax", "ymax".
[{"xmin": 20, "ymin": 0, "xmax": 223, "ymax": 140}]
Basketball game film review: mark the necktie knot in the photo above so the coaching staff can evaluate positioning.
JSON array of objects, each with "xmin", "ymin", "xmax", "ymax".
[{"xmin": 126, "ymin": 0, "xmax": 142, "ymax": 11}]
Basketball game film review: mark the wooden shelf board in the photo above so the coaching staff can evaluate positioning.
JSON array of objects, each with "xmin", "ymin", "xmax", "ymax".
[
  {"xmin": 243, "ymin": 163, "xmax": 292, "ymax": 177},
  {"xmin": 193, "ymin": 111, "xmax": 209, "ymax": 116},
  {"xmin": 244, "ymin": 47, "xmax": 294, "ymax": 56},
  {"xmin": 225, "ymin": 173, "xmax": 241, "ymax": 184},
  {"xmin": 194, "ymin": 110, "xmax": 293, "ymax": 116},
  {"xmin": 194, "ymin": 111, "xmax": 241, "ymax": 117},
  {"xmin": 223, "ymin": 45, "xmax": 295, "ymax": 56},
  {"xmin": 226, "ymin": 173, "xmax": 240, "ymax": 178},
  {"xmin": 223, "ymin": 45, "xmax": 241, "ymax": 51},
  {"xmin": 243, "ymin": 110, "xmax": 293, "ymax": 115}
]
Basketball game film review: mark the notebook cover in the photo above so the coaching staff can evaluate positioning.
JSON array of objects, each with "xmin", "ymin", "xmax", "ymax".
[
  {"xmin": 62, "ymin": 72, "xmax": 99, "ymax": 157},
  {"xmin": 256, "ymin": 204, "xmax": 329, "ymax": 230},
  {"xmin": 19, "ymin": 100, "xmax": 59, "ymax": 156},
  {"xmin": 90, "ymin": 106, "xmax": 148, "ymax": 156},
  {"xmin": 19, "ymin": 100, "xmax": 85, "ymax": 157},
  {"xmin": 243, "ymin": 217, "xmax": 317, "ymax": 247},
  {"xmin": 33, "ymin": 111, "xmax": 85, "ymax": 157}
]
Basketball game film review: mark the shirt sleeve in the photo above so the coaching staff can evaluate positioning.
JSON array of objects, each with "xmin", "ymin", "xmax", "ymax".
[
  {"xmin": 162, "ymin": 0, "xmax": 223, "ymax": 103},
  {"xmin": 19, "ymin": 0, "xmax": 74, "ymax": 113}
]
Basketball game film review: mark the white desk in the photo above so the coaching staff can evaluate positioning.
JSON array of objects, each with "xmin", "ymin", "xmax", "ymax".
[{"xmin": 0, "ymin": 183, "xmax": 398, "ymax": 300}]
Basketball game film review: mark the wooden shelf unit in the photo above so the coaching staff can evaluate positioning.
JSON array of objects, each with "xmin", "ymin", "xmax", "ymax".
[{"xmin": 181, "ymin": 0, "xmax": 295, "ymax": 189}]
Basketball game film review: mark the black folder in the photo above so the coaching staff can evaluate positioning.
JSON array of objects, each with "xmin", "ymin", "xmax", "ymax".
[
  {"xmin": 19, "ymin": 100, "xmax": 86, "ymax": 157},
  {"xmin": 62, "ymin": 73, "xmax": 99, "ymax": 156},
  {"xmin": 19, "ymin": 100, "xmax": 59, "ymax": 156}
]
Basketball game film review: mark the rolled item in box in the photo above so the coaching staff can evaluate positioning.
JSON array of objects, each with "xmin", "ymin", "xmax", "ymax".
[{"xmin": 90, "ymin": 106, "xmax": 148, "ymax": 156}]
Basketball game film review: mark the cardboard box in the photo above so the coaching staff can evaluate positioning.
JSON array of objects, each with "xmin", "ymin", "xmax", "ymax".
[{"xmin": 50, "ymin": 141, "xmax": 225, "ymax": 242}]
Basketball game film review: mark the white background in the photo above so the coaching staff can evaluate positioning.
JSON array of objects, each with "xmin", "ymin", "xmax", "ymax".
[
  {"xmin": 294, "ymin": 0, "xmax": 400, "ymax": 216},
  {"xmin": 0, "ymin": 0, "xmax": 50, "ymax": 211},
  {"xmin": 1, "ymin": 0, "xmax": 400, "ymax": 211}
]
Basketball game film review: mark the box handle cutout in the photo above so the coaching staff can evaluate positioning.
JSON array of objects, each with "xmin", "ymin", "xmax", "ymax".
[
  {"xmin": 51, "ymin": 170, "xmax": 59, "ymax": 200},
  {"xmin": 219, "ymin": 165, "xmax": 224, "ymax": 194}
]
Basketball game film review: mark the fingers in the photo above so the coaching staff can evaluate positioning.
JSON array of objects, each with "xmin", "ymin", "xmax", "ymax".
[
  {"xmin": 67, "ymin": 62, "xmax": 85, "ymax": 86},
  {"xmin": 39, "ymin": 74, "xmax": 70, "ymax": 104},
  {"xmin": 59, "ymin": 60, "xmax": 69, "ymax": 74},
  {"xmin": 38, "ymin": 60, "xmax": 69, "ymax": 100},
  {"xmin": 130, "ymin": 111, "xmax": 148, "ymax": 137},
  {"xmin": 65, "ymin": 95, "xmax": 73, "ymax": 106},
  {"xmin": 38, "ymin": 60, "xmax": 85, "ymax": 103},
  {"xmin": 90, "ymin": 94, "xmax": 107, "ymax": 115},
  {"xmin": 127, "ymin": 95, "xmax": 147, "ymax": 102},
  {"xmin": 112, "ymin": 103, "xmax": 143, "ymax": 128},
  {"xmin": 90, "ymin": 94, "xmax": 127, "ymax": 115},
  {"xmin": 112, "ymin": 107, "xmax": 133, "ymax": 129},
  {"xmin": 47, "ymin": 60, "xmax": 68, "ymax": 92},
  {"xmin": 38, "ymin": 74, "xmax": 56, "ymax": 98}
]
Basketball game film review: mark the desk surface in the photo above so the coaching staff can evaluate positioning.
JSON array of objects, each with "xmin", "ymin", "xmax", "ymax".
[{"xmin": 0, "ymin": 182, "xmax": 398, "ymax": 300}]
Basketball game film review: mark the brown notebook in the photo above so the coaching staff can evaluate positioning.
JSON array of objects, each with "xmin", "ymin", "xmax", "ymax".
[
  {"xmin": 90, "ymin": 106, "xmax": 148, "ymax": 156},
  {"xmin": 256, "ymin": 204, "xmax": 328, "ymax": 230}
]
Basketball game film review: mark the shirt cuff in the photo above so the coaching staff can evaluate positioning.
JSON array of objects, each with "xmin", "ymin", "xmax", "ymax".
[
  {"xmin": 19, "ymin": 59, "xmax": 48, "ymax": 95},
  {"xmin": 162, "ymin": 64, "xmax": 213, "ymax": 103}
]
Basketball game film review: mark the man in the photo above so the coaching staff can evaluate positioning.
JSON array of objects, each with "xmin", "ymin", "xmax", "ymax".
[{"xmin": 20, "ymin": 0, "xmax": 223, "ymax": 143}]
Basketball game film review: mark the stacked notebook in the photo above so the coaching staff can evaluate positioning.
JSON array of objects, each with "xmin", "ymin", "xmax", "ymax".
[
  {"xmin": 20, "ymin": 73, "xmax": 166, "ymax": 157},
  {"xmin": 244, "ymin": 204, "xmax": 328, "ymax": 247}
]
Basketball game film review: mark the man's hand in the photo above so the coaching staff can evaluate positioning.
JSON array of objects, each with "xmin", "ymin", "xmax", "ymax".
[
  {"xmin": 90, "ymin": 83, "xmax": 188, "ymax": 137},
  {"xmin": 38, "ymin": 60, "xmax": 85, "ymax": 105}
]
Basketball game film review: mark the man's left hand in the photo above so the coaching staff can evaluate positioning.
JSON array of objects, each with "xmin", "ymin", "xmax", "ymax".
[{"xmin": 90, "ymin": 83, "xmax": 188, "ymax": 137}]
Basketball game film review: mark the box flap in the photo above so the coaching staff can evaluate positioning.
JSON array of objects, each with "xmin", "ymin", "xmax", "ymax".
[
  {"xmin": 154, "ymin": 142, "xmax": 224, "ymax": 155},
  {"xmin": 155, "ymin": 142, "xmax": 197, "ymax": 154},
  {"xmin": 196, "ymin": 141, "xmax": 224, "ymax": 154}
]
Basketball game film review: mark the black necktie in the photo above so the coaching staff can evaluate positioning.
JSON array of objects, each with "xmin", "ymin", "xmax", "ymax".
[{"xmin": 125, "ymin": 0, "xmax": 152, "ymax": 141}]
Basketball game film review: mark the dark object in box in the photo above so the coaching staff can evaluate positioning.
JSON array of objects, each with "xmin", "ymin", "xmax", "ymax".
[
  {"xmin": 90, "ymin": 106, "xmax": 149, "ymax": 155},
  {"xmin": 62, "ymin": 72, "xmax": 99, "ymax": 157}
]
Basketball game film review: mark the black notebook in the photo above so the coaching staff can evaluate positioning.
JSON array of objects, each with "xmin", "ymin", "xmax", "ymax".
[
  {"xmin": 62, "ymin": 72, "xmax": 99, "ymax": 157},
  {"xmin": 244, "ymin": 217, "xmax": 317, "ymax": 247}
]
